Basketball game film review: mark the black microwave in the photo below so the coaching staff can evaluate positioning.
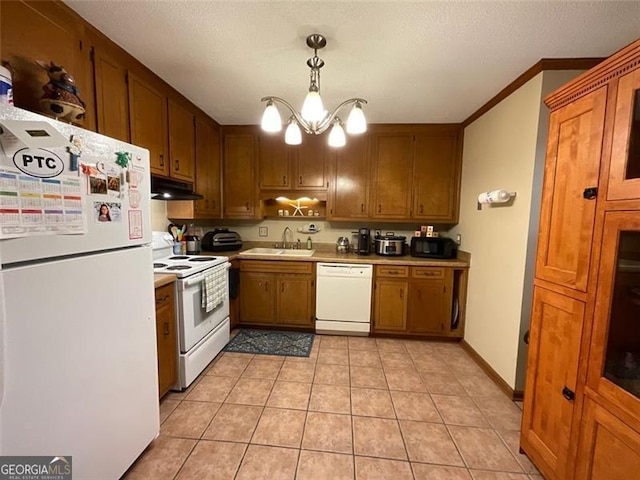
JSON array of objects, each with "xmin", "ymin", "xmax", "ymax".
[{"xmin": 410, "ymin": 236, "xmax": 457, "ymax": 259}]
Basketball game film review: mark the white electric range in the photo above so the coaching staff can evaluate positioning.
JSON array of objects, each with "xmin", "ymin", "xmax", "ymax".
[{"xmin": 153, "ymin": 232, "xmax": 230, "ymax": 389}]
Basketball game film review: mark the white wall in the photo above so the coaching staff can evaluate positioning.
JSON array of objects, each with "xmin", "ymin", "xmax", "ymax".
[{"xmin": 451, "ymin": 70, "xmax": 583, "ymax": 390}]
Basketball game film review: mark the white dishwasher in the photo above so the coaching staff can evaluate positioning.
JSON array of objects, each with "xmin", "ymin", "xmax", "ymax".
[{"xmin": 316, "ymin": 263, "xmax": 373, "ymax": 335}]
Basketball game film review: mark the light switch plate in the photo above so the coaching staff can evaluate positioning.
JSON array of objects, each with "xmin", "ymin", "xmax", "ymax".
[{"xmin": 259, "ymin": 226, "xmax": 268, "ymax": 237}]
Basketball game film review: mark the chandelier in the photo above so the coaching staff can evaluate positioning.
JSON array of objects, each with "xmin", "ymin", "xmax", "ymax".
[{"xmin": 260, "ymin": 33, "xmax": 368, "ymax": 147}]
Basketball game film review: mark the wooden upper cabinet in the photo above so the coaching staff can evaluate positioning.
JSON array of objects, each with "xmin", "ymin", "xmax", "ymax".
[
  {"xmin": 194, "ymin": 117, "xmax": 221, "ymax": 217},
  {"xmin": 168, "ymin": 98, "xmax": 195, "ymax": 182},
  {"xmin": 521, "ymin": 286, "xmax": 585, "ymax": 480},
  {"xmin": 223, "ymin": 128, "xmax": 258, "ymax": 218},
  {"xmin": 370, "ymin": 133, "xmax": 414, "ymax": 219},
  {"xmin": 0, "ymin": 0, "xmax": 95, "ymax": 130},
  {"xmin": 295, "ymin": 134, "xmax": 328, "ymax": 189},
  {"xmin": 412, "ymin": 133, "xmax": 461, "ymax": 222},
  {"xmin": 128, "ymin": 72, "xmax": 169, "ymax": 176},
  {"xmin": 535, "ymin": 87, "xmax": 607, "ymax": 292},
  {"xmin": 328, "ymin": 133, "xmax": 370, "ymax": 219},
  {"xmin": 91, "ymin": 43, "xmax": 129, "ymax": 142},
  {"xmin": 607, "ymin": 68, "xmax": 640, "ymax": 201},
  {"xmin": 258, "ymin": 133, "xmax": 292, "ymax": 189}
]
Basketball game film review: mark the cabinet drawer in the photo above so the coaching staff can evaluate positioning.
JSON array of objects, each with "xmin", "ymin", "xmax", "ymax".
[
  {"xmin": 240, "ymin": 260, "xmax": 313, "ymax": 275},
  {"xmin": 411, "ymin": 267, "xmax": 445, "ymax": 279},
  {"xmin": 155, "ymin": 284, "xmax": 174, "ymax": 308},
  {"xmin": 377, "ymin": 265, "xmax": 409, "ymax": 277}
]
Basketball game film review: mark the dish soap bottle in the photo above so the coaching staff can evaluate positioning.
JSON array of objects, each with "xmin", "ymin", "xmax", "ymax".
[{"xmin": 306, "ymin": 236, "xmax": 312, "ymax": 250}]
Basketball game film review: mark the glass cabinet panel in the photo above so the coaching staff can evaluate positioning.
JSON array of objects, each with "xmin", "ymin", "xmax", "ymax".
[
  {"xmin": 626, "ymin": 90, "xmax": 640, "ymax": 179},
  {"xmin": 603, "ymin": 231, "xmax": 640, "ymax": 398}
]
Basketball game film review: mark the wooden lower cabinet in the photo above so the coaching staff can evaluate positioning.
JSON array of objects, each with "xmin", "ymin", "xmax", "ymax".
[
  {"xmin": 372, "ymin": 265, "xmax": 455, "ymax": 337},
  {"xmin": 521, "ymin": 286, "xmax": 585, "ymax": 480},
  {"xmin": 575, "ymin": 396, "xmax": 640, "ymax": 480},
  {"xmin": 239, "ymin": 261, "xmax": 314, "ymax": 328},
  {"xmin": 373, "ymin": 279, "xmax": 408, "ymax": 332},
  {"xmin": 155, "ymin": 282, "xmax": 177, "ymax": 398}
]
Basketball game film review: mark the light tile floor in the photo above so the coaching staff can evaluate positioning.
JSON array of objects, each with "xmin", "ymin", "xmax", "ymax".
[{"xmin": 123, "ymin": 335, "xmax": 543, "ymax": 480}]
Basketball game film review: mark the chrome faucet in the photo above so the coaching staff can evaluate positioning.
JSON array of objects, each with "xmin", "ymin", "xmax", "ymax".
[{"xmin": 282, "ymin": 227, "xmax": 293, "ymax": 249}]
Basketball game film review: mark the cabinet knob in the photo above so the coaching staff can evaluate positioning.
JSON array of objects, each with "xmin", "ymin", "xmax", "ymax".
[
  {"xmin": 175, "ymin": 158, "xmax": 180, "ymax": 171},
  {"xmin": 399, "ymin": 288, "xmax": 403, "ymax": 299},
  {"xmin": 299, "ymin": 175, "xmax": 303, "ymax": 185},
  {"xmin": 163, "ymin": 321, "xmax": 169, "ymax": 337},
  {"xmin": 281, "ymin": 283, "xmax": 284, "ymax": 293},
  {"xmin": 159, "ymin": 154, "xmax": 164, "ymax": 167},
  {"xmin": 583, "ymin": 187, "xmax": 598, "ymax": 200},
  {"xmin": 245, "ymin": 202, "xmax": 250, "ymax": 211},
  {"xmin": 283, "ymin": 176, "xmax": 286, "ymax": 185},
  {"xmin": 419, "ymin": 204, "xmax": 424, "ymax": 214},
  {"xmin": 378, "ymin": 204, "xmax": 382, "ymax": 213},
  {"xmin": 562, "ymin": 386, "xmax": 575, "ymax": 402},
  {"xmin": 360, "ymin": 203, "xmax": 364, "ymax": 212}
]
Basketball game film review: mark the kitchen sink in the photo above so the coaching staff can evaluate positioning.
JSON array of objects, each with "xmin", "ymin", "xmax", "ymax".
[{"xmin": 239, "ymin": 248, "xmax": 315, "ymax": 257}]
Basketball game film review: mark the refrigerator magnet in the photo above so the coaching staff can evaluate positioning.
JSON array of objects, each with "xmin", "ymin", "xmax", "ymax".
[
  {"xmin": 128, "ymin": 210, "xmax": 143, "ymax": 239},
  {"xmin": 94, "ymin": 201, "xmax": 121, "ymax": 223}
]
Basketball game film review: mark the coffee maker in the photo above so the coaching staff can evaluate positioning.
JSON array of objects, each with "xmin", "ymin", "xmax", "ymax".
[{"xmin": 357, "ymin": 228, "xmax": 371, "ymax": 255}]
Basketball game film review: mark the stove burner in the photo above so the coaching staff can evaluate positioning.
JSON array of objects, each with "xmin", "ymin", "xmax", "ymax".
[
  {"xmin": 166, "ymin": 265, "xmax": 192, "ymax": 271},
  {"xmin": 153, "ymin": 263, "xmax": 168, "ymax": 268},
  {"xmin": 169, "ymin": 256, "xmax": 190, "ymax": 260},
  {"xmin": 188, "ymin": 257, "xmax": 217, "ymax": 262}
]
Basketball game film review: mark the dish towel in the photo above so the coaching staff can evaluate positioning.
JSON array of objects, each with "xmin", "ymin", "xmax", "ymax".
[{"xmin": 202, "ymin": 263, "xmax": 228, "ymax": 313}]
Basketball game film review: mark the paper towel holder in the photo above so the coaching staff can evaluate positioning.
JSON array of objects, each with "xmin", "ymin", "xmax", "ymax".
[{"xmin": 477, "ymin": 189, "xmax": 517, "ymax": 210}]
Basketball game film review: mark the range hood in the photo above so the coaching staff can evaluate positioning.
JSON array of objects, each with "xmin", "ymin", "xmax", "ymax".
[{"xmin": 151, "ymin": 176, "xmax": 203, "ymax": 201}]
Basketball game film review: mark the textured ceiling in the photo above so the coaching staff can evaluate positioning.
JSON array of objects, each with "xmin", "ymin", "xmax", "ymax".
[{"xmin": 64, "ymin": 1, "xmax": 640, "ymax": 125}]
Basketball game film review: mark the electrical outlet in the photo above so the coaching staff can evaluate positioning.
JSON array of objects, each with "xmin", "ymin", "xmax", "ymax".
[
  {"xmin": 259, "ymin": 226, "xmax": 268, "ymax": 237},
  {"xmin": 456, "ymin": 233, "xmax": 462, "ymax": 246},
  {"xmin": 375, "ymin": 230, "xmax": 381, "ymax": 237}
]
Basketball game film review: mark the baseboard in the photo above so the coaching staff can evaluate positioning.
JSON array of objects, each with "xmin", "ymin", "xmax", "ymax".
[{"xmin": 460, "ymin": 339, "xmax": 520, "ymax": 400}]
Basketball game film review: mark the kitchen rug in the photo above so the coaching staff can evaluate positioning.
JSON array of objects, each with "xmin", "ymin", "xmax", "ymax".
[{"xmin": 223, "ymin": 329, "xmax": 314, "ymax": 357}]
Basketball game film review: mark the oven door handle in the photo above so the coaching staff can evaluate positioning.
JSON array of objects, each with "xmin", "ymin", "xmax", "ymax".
[{"xmin": 181, "ymin": 263, "xmax": 230, "ymax": 290}]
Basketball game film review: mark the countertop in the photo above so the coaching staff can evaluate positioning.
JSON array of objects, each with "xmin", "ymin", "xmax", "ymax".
[
  {"xmin": 215, "ymin": 243, "xmax": 470, "ymax": 268},
  {"xmin": 153, "ymin": 244, "xmax": 469, "ymax": 286},
  {"xmin": 154, "ymin": 273, "xmax": 177, "ymax": 288}
]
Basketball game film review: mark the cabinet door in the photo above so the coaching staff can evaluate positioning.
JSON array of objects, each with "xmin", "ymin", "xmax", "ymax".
[
  {"xmin": 128, "ymin": 72, "xmax": 168, "ymax": 176},
  {"xmin": 586, "ymin": 211, "xmax": 640, "ymax": 421},
  {"xmin": 155, "ymin": 284, "xmax": 177, "ymax": 397},
  {"xmin": 521, "ymin": 286, "xmax": 585, "ymax": 480},
  {"xmin": 277, "ymin": 275, "xmax": 313, "ymax": 327},
  {"xmin": 536, "ymin": 87, "xmax": 606, "ymax": 292},
  {"xmin": 412, "ymin": 133, "xmax": 460, "ymax": 222},
  {"xmin": 295, "ymin": 134, "xmax": 328, "ymax": 189},
  {"xmin": 239, "ymin": 272, "xmax": 275, "ymax": 324},
  {"xmin": 575, "ymin": 397, "xmax": 640, "ymax": 480},
  {"xmin": 259, "ymin": 134, "xmax": 291, "ymax": 189},
  {"xmin": 607, "ymin": 69, "xmax": 640, "ymax": 200},
  {"xmin": 194, "ymin": 117, "xmax": 221, "ymax": 217},
  {"xmin": 373, "ymin": 279, "xmax": 408, "ymax": 332},
  {"xmin": 0, "ymin": 0, "xmax": 94, "ymax": 129},
  {"xmin": 370, "ymin": 133, "xmax": 414, "ymax": 219},
  {"xmin": 92, "ymin": 45, "xmax": 129, "ymax": 142},
  {"xmin": 407, "ymin": 279, "xmax": 451, "ymax": 334},
  {"xmin": 223, "ymin": 130, "xmax": 258, "ymax": 218},
  {"xmin": 168, "ymin": 98, "xmax": 195, "ymax": 182},
  {"xmin": 328, "ymin": 133, "xmax": 370, "ymax": 219}
]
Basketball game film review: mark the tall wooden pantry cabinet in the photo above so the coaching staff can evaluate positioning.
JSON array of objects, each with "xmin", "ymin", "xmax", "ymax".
[{"xmin": 521, "ymin": 38, "xmax": 640, "ymax": 480}]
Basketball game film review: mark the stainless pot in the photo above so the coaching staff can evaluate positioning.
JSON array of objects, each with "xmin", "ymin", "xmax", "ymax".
[
  {"xmin": 336, "ymin": 236, "xmax": 350, "ymax": 253},
  {"xmin": 374, "ymin": 235, "xmax": 406, "ymax": 256}
]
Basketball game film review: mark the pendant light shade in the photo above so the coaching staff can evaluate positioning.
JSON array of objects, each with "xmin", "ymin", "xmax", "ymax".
[
  {"xmin": 260, "ymin": 34, "xmax": 367, "ymax": 147},
  {"xmin": 285, "ymin": 121, "xmax": 302, "ymax": 145},
  {"xmin": 346, "ymin": 102, "xmax": 367, "ymax": 134},
  {"xmin": 261, "ymin": 101, "xmax": 282, "ymax": 132},
  {"xmin": 328, "ymin": 121, "xmax": 346, "ymax": 147}
]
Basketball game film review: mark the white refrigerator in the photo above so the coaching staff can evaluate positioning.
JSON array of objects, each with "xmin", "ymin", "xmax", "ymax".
[{"xmin": 0, "ymin": 104, "xmax": 159, "ymax": 479}]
